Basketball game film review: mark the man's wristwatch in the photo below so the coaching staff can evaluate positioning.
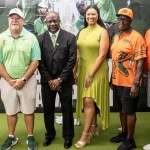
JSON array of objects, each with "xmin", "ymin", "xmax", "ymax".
[
  {"xmin": 22, "ymin": 77, "xmax": 27, "ymax": 82},
  {"xmin": 134, "ymin": 82, "xmax": 140, "ymax": 87},
  {"xmin": 57, "ymin": 77, "xmax": 62, "ymax": 83}
]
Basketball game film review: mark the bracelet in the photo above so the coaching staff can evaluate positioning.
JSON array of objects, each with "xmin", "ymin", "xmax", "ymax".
[{"xmin": 88, "ymin": 74, "xmax": 93, "ymax": 78}]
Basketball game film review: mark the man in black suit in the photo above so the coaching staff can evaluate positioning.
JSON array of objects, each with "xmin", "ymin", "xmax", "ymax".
[{"xmin": 38, "ymin": 11, "xmax": 77, "ymax": 149}]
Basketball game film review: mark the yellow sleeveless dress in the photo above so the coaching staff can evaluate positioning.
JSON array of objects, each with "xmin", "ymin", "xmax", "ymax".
[{"xmin": 75, "ymin": 24, "xmax": 109, "ymax": 130}]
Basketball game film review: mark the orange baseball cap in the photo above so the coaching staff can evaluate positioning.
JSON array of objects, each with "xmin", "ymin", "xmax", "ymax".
[{"xmin": 117, "ymin": 8, "xmax": 133, "ymax": 19}]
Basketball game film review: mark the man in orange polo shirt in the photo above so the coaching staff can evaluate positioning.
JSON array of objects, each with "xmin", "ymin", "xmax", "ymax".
[{"xmin": 109, "ymin": 8, "xmax": 146, "ymax": 150}]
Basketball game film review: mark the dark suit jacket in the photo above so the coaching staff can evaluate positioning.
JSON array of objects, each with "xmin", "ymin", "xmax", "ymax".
[{"xmin": 38, "ymin": 29, "xmax": 77, "ymax": 84}]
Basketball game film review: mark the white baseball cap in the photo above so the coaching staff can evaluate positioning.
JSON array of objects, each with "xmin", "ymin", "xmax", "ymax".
[
  {"xmin": 9, "ymin": 8, "xmax": 24, "ymax": 19},
  {"xmin": 38, "ymin": 2, "xmax": 48, "ymax": 9}
]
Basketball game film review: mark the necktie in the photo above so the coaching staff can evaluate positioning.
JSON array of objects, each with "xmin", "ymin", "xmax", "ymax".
[{"xmin": 51, "ymin": 34, "xmax": 56, "ymax": 47}]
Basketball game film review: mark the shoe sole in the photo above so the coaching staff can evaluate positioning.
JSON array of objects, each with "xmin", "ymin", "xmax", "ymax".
[
  {"xmin": 26, "ymin": 141, "xmax": 37, "ymax": 150},
  {"xmin": 2, "ymin": 138, "xmax": 19, "ymax": 150}
]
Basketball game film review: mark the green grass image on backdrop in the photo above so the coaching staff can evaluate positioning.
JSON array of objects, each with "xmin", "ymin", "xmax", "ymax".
[{"xmin": 0, "ymin": 112, "xmax": 149, "ymax": 150}]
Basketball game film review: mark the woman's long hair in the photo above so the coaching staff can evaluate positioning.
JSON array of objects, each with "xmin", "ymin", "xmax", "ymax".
[{"xmin": 84, "ymin": 5, "xmax": 105, "ymax": 28}]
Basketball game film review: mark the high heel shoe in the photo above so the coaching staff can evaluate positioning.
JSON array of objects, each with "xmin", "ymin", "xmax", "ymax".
[
  {"xmin": 75, "ymin": 141, "xmax": 87, "ymax": 149},
  {"xmin": 75, "ymin": 132, "xmax": 89, "ymax": 149},
  {"xmin": 90, "ymin": 124, "xmax": 100, "ymax": 136},
  {"xmin": 87, "ymin": 133, "xmax": 93, "ymax": 144}
]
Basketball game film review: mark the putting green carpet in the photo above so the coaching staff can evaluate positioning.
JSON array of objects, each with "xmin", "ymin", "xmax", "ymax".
[{"xmin": 0, "ymin": 112, "xmax": 149, "ymax": 150}]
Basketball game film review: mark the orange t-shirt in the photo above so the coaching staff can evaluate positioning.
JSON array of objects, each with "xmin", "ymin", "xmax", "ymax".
[
  {"xmin": 145, "ymin": 29, "xmax": 150, "ymax": 71},
  {"xmin": 111, "ymin": 29, "xmax": 146, "ymax": 87}
]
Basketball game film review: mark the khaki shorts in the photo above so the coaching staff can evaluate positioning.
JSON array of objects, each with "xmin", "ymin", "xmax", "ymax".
[{"xmin": 0, "ymin": 75, "xmax": 37, "ymax": 115}]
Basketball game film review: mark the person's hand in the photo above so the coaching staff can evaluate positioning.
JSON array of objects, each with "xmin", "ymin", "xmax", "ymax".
[
  {"xmin": 49, "ymin": 79, "xmax": 61, "ymax": 91},
  {"xmin": 13, "ymin": 79, "xmax": 25, "ymax": 90},
  {"xmin": 8, "ymin": 79, "xmax": 16, "ymax": 87},
  {"xmin": 55, "ymin": 86, "xmax": 61, "ymax": 92},
  {"xmin": 129, "ymin": 85, "xmax": 139, "ymax": 99},
  {"xmin": 85, "ymin": 75, "xmax": 93, "ymax": 89}
]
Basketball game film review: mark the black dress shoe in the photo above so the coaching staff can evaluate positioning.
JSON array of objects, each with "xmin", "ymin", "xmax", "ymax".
[
  {"xmin": 64, "ymin": 139, "xmax": 72, "ymax": 149},
  {"xmin": 43, "ymin": 137, "xmax": 54, "ymax": 146}
]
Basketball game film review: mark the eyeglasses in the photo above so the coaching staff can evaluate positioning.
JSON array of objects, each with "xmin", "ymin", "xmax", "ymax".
[
  {"xmin": 117, "ymin": 17, "xmax": 130, "ymax": 23},
  {"xmin": 9, "ymin": 17, "xmax": 22, "ymax": 21}
]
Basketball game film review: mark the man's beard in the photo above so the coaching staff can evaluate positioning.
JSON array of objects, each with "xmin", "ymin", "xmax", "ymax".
[{"xmin": 11, "ymin": 24, "xmax": 20, "ymax": 32}]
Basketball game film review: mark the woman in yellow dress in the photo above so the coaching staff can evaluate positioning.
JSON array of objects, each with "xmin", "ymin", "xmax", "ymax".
[{"xmin": 74, "ymin": 5, "xmax": 110, "ymax": 148}]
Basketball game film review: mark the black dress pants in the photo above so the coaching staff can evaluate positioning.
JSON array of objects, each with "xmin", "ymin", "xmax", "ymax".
[{"xmin": 41, "ymin": 83, "xmax": 74, "ymax": 140}]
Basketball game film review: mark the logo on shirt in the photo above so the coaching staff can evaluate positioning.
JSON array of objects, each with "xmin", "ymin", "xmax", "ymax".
[{"xmin": 123, "ymin": 39, "xmax": 131, "ymax": 44}]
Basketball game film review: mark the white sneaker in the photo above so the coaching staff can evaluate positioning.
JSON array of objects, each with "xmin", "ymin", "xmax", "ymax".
[{"xmin": 143, "ymin": 144, "xmax": 150, "ymax": 150}]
